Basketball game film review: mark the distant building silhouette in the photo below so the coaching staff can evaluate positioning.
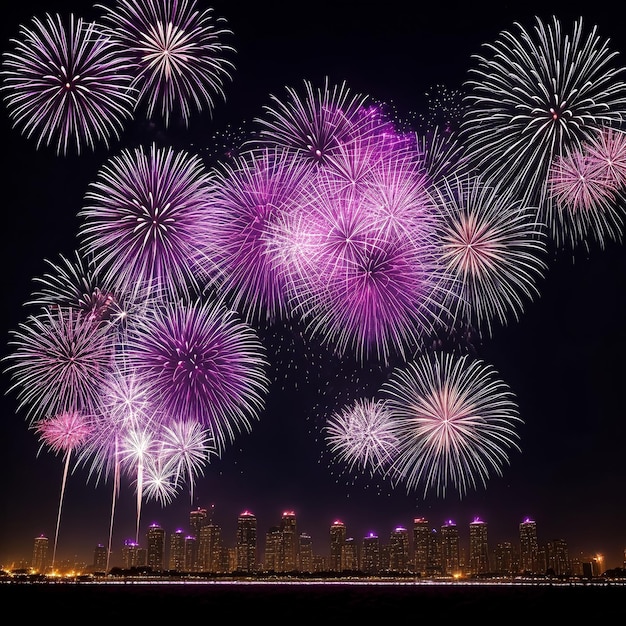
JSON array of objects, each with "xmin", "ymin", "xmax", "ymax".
[
  {"xmin": 519, "ymin": 517, "xmax": 540, "ymax": 574},
  {"xmin": 329, "ymin": 520, "xmax": 346, "ymax": 572},
  {"xmin": 31, "ymin": 534, "xmax": 48, "ymax": 573},
  {"xmin": 440, "ymin": 520, "xmax": 460, "ymax": 576},
  {"xmin": 469, "ymin": 517, "xmax": 489, "ymax": 575},
  {"xmin": 146, "ymin": 523, "xmax": 165, "ymax": 572}
]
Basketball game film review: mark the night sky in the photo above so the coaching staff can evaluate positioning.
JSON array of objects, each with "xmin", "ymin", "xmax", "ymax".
[{"xmin": 1, "ymin": 0, "xmax": 625, "ymax": 571}]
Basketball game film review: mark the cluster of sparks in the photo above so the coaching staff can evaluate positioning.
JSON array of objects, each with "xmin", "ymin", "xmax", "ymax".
[{"xmin": 3, "ymin": 1, "xmax": 626, "ymax": 568}]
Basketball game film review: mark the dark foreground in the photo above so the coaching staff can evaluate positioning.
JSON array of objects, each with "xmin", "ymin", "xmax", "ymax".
[{"xmin": 2, "ymin": 580, "xmax": 625, "ymax": 619}]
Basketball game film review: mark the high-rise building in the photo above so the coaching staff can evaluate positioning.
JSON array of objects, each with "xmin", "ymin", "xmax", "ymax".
[
  {"xmin": 168, "ymin": 529, "xmax": 186, "ymax": 571},
  {"xmin": 440, "ymin": 520, "xmax": 460, "ymax": 576},
  {"xmin": 361, "ymin": 532, "xmax": 381, "ymax": 575},
  {"xmin": 184, "ymin": 536, "xmax": 196, "ymax": 572},
  {"xmin": 32, "ymin": 534, "xmax": 49, "ymax": 574},
  {"xmin": 280, "ymin": 510, "xmax": 298, "ymax": 572},
  {"xmin": 198, "ymin": 524, "xmax": 222, "ymax": 573},
  {"xmin": 329, "ymin": 520, "xmax": 346, "ymax": 572},
  {"xmin": 236, "ymin": 510, "xmax": 257, "ymax": 573},
  {"xmin": 146, "ymin": 523, "xmax": 166, "ymax": 572},
  {"xmin": 264, "ymin": 526, "xmax": 281, "ymax": 572},
  {"xmin": 93, "ymin": 544, "xmax": 107, "ymax": 572},
  {"xmin": 426, "ymin": 527, "xmax": 442, "ymax": 576},
  {"xmin": 121, "ymin": 539, "xmax": 142, "ymax": 569},
  {"xmin": 519, "ymin": 517, "xmax": 539, "ymax": 574},
  {"xmin": 189, "ymin": 507, "xmax": 208, "ymax": 571},
  {"xmin": 298, "ymin": 532, "xmax": 313, "ymax": 573},
  {"xmin": 389, "ymin": 526, "xmax": 410, "ymax": 573},
  {"xmin": 546, "ymin": 539, "xmax": 570, "ymax": 576},
  {"xmin": 413, "ymin": 517, "xmax": 430, "ymax": 576},
  {"xmin": 344, "ymin": 537, "xmax": 358, "ymax": 571},
  {"xmin": 493, "ymin": 541, "xmax": 516, "ymax": 575},
  {"xmin": 469, "ymin": 517, "xmax": 489, "ymax": 575}
]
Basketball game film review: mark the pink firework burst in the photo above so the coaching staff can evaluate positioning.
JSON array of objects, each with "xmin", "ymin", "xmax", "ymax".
[
  {"xmin": 584, "ymin": 126, "xmax": 626, "ymax": 188},
  {"xmin": 548, "ymin": 147, "xmax": 623, "ymax": 249}
]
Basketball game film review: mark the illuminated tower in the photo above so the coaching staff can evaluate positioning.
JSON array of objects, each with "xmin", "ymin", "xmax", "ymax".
[
  {"xmin": 329, "ymin": 520, "xmax": 347, "ymax": 572},
  {"xmin": 121, "ymin": 539, "xmax": 141, "ymax": 569},
  {"xmin": 413, "ymin": 517, "xmax": 429, "ymax": 575},
  {"xmin": 147, "ymin": 522, "xmax": 166, "ymax": 572},
  {"xmin": 198, "ymin": 524, "xmax": 222, "ymax": 573},
  {"xmin": 361, "ymin": 532, "xmax": 381, "ymax": 575},
  {"xmin": 519, "ymin": 517, "xmax": 539, "ymax": 574},
  {"xmin": 298, "ymin": 532, "xmax": 313, "ymax": 573},
  {"xmin": 427, "ymin": 527, "xmax": 442, "ymax": 576},
  {"xmin": 236, "ymin": 510, "xmax": 257, "ymax": 573},
  {"xmin": 344, "ymin": 537, "xmax": 358, "ymax": 571},
  {"xmin": 440, "ymin": 519, "xmax": 460, "ymax": 576},
  {"xmin": 264, "ymin": 526, "xmax": 281, "ymax": 572},
  {"xmin": 280, "ymin": 510, "xmax": 298, "ymax": 572},
  {"xmin": 469, "ymin": 517, "xmax": 489, "ymax": 575},
  {"xmin": 93, "ymin": 544, "xmax": 107, "ymax": 572},
  {"xmin": 546, "ymin": 539, "xmax": 570, "ymax": 576},
  {"xmin": 168, "ymin": 528, "xmax": 186, "ymax": 571},
  {"xmin": 32, "ymin": 534, "xmax": 49, "ymax": 574},
  {"xmin": 184, "ymin": 536, "xmax": 196, "ymax": 572},
  {"xmin": 389, "ymin": 526, "xmax": 410, "ymax": 573},
  {"xmin": 189, "ymin": 507, "xmax": 207, "ymax": 571},
  {"xmin": 493, "ymin": 541, "xmax": 516, "ymax": 575}
]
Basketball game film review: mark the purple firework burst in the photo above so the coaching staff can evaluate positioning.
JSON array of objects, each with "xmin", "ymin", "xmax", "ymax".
[
  {"xmin": 4, "ymin": 307, "xmax": 115, "ymax": 424},
  {"xmin": 124, "ymin": 296, "xmax": 269, "ymax": 454},
  {"xmin": 98, "ymin": 0, "xmax": 235, "ymax": 127},
  {"xmin": 78, "ymin": 143, "xmax": 216, "ymax": 297},
  {"xmin": 271, "ymin": 145, "xmax": 454, "ymax": 364},
  {"xmin": 380, "ymin": 351, "xmax": 522, "ymax": 498},
  {"xmin": 206, "ymin": 147, "xmax": 310, "ymax": 325},
  {"xmin": 1, "ymin": 12, "xmax": 137, "ymax": 154}
]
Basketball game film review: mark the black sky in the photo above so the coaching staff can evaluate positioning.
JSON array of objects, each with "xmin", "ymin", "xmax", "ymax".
[{"xmin": 1, "ymin": 0, "xmax": 625, "ymax": 570}]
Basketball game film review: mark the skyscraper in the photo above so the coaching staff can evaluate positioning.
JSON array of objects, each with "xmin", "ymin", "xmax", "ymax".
[
  {"xmin": 198, "ymin": 524, "xmax": 223, "ymax": 573},
  {"xmin": 469, "ymin": 517, "xmax": 489, "ymax": 575},
  {"xmin": 361, "ymin": 532, "xmax": 381, "ymax": 575},
  {"xmin": 93, "ymin": 544, "xmax": 107, "ymax": 572},
  {"xmin": 389, "ymin": 526, "xmax": 410, "ymax": 573},
  {"xmin": 280, "ymin": 510, "xmax": 298, "ymax": 572},
  {"xmin": 31, "ymin": 534, "xmax": 49, "ymax": 574},
  {"xmin": 298, "ymin": 532, "xmax": 313, "ymax": 573},
  {"xmin": 264, "ymin": 526, "xmax": 281, "ymax": 572},
  {"xmin": 413, "ymin": 517, "xmax": 430, "ymax": 576},
  {"xmin": 168, "ymin": 528, "xmax": 186, "ymax": 572},
  {"xmin": 189, "ymin": 507, "xmax": 208, "ymax": 571},
  {"xmin": 546, "ymin": 539, "xmax": 570, "ymax": 576},
  {"xmin": 344, "ymin": 537, "xmax": 358, "ymax": 571},
  {"xmin": 329, "ymin": 520, "xmax": 347, "ymax": 572},
  {"xmin": 519, "ymin": 517, "xmax": 539, "ymax": 574},
  {"xmin": 236, "ymin": 510, "xmax": 257, "ymax": 573},
  {"xmin": 146, "ymin": 523, "xmax": 166, "ymax": 572},
  {"xmin": 440, "ymin": 520, "xmax": 460, "ymax": 576}
]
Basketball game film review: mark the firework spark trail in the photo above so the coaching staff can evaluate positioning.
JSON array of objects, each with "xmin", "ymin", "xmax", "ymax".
[
  {"xmin": 1, "ymin": 12, "xmax": 137, "ymax": 154},
  {"xmin": 34, "ymin": 411, "xmax": 92, "ymax": 571},
  {"xmin": 380, "ymin": 351, "xmax": 522, "ymax": 498},
  {"xmin": 97, "ymin": 0, "xmax": 236, "ymax": 127}
]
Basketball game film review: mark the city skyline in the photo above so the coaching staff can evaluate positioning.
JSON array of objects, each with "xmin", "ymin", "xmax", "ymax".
[{"xmin": 1, "ymin": 0, "xmax": 625, "ymax": 572}]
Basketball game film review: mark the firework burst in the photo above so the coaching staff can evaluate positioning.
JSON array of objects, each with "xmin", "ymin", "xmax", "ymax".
[
  {"xmin": 324, "ymin": 397, "xmax": 399, "ymax": 476},
  {"xmin": 1, "ymin": 12, "xmax": 137, "ymax": 154},
  {"xmin": 380, "ymin": 351, "xmax": 522, "ymax": 498},
  {"xmin": 78, "ymin": 143, "xmax": 216, "ymax": 297},
  {"xmin": 98, "ymin": 0, "xmax": 235, "ymax": 126},
  {"xmin": 4, "ymin": 307, "xmax": 115, "ymax": 424},
  {"xmin": 430, "ymin": 174, "xmax": 548, "ymax": 338},
  {"xmin": 461, "ymin": 16, "xmax": 626, "ymax": 249},
  {"xmin": 124, "ymin": 296, "xmax": 270, "ymax": 455}
]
